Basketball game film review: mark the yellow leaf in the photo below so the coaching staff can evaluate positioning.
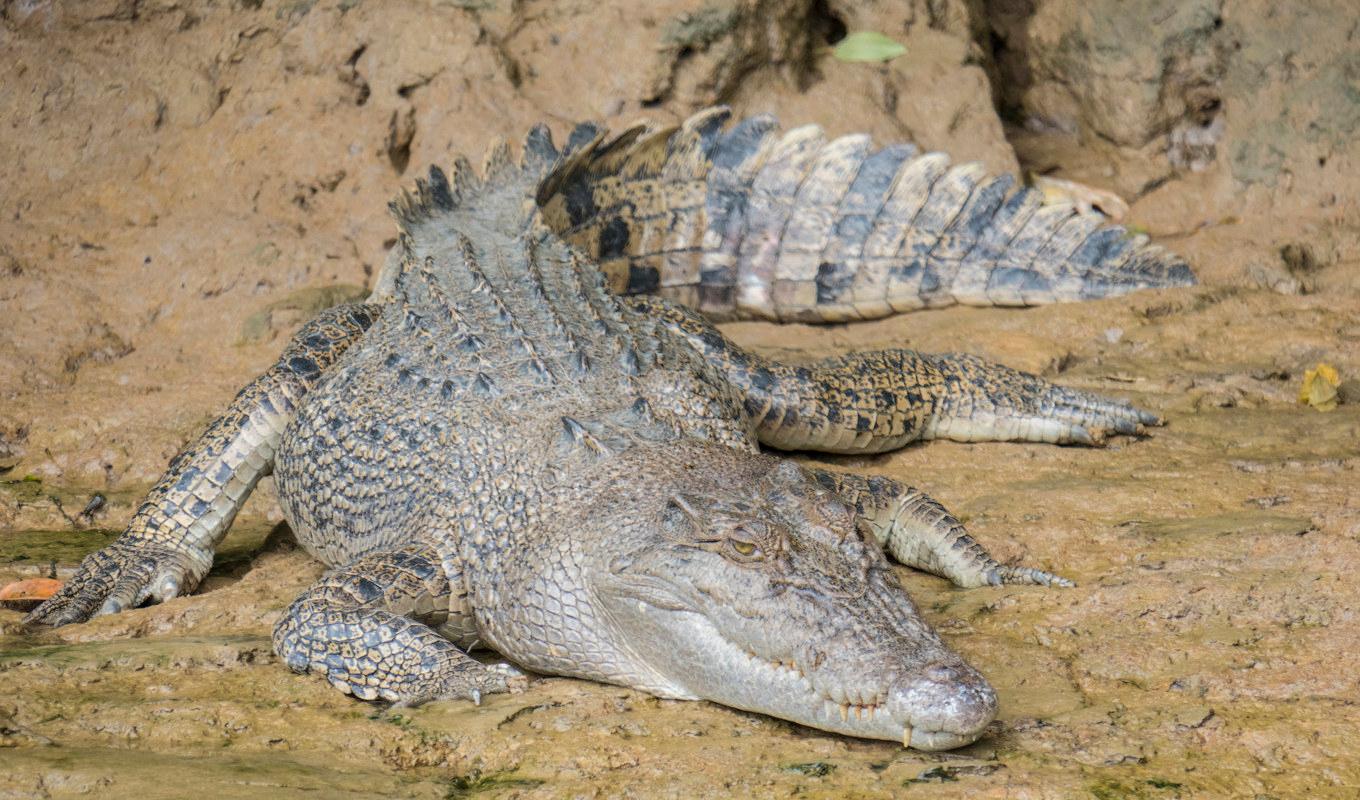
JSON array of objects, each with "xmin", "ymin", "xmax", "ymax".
[{"xmin": 1298, "ymin": 363, "xmax": 1340, "ymax": 411}]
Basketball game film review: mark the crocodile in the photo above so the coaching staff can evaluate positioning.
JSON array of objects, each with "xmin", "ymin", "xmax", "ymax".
[{"xmin": 26, "ymin": 108, "xmax": 1192, "ymax": 751}]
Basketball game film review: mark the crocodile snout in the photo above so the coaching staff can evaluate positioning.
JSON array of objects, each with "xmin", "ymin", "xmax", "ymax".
[{"xmin": 890, "ymin": 661, "xmax": 997, "ymax": 751}]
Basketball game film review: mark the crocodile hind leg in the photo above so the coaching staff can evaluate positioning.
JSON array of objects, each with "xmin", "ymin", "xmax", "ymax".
[
  {"xmin": 629, "ymin": 295, "xmax": 1159, "ymax": 454},
  {"xmin": 25, "ymin": 304, "xmax": 380, "ymax": 627},
  {"xmin": 273, "ymin": 541, "xmax": 518, "ymax": 705},
  {"xmin": 914, "ymin": 353, "xmax": 1159, "ymax": 446},
  {"xmin": 810, "ymin": 468, "xmax": 1073, "ymax": 589}
]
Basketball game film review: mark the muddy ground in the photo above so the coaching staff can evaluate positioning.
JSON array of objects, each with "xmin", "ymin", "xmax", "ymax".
[{"xmin": 2, "ymin": 1, "xmax": 1359, "ymax": 798}]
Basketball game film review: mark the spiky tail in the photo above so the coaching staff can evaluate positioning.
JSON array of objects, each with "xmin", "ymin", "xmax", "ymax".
[{"xmin": 535, "ymin": 107, "xmax": 1196, "ymax": 323}]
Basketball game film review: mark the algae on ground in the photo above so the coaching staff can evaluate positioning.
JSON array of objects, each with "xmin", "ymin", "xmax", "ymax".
[{"xmin": 0, "ymin": 528, "xmax": 119, "ymax": 564}]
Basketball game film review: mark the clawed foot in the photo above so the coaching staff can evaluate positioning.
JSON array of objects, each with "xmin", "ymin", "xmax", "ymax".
[
  {"xmin": 1043, "ymin": 384, "xmax": 1161, "ymax": 446},
  {"xmin": 23, "ymin": 541, "xmax": 204, "ymax": 627},
  {"xmin": 418, "ymin": 661, "xmax": 531, "ymax": 707},
  {"xmin": 363, "ymin": 662, "xmax": 529, "ymax": 709},
  {"xmin": 929, "ymin": 354, "xmax": 1164, "ymax": 446},
  {"xmin": 983, "ymin": 563, "xmax": 1075, "ymax": 588}
]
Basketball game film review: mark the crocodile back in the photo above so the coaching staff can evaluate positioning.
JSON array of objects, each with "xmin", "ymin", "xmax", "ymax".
[{"xmin": 275, "ymin": 131, "xmax": 754, "ymax": 568}]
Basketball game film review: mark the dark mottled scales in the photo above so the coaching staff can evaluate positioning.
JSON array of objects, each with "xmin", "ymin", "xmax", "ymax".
[
  {"xmin": 539, "ymin": 108, "xmax": 1192, "ymax": 321},
  {"xmin": 815, "ymin": 261, "xmax": 856, "ymax": 304}
]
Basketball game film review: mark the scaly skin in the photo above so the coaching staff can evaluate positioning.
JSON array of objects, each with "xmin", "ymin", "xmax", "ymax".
[
  {"xmin": 539, "ymin": 107, "xmax": 1195, "ymax": 322},
  {"xmin": 272, "ymin": 541, "xmax": 514, "ymax": 704},
  {"xmin": 28, "ymin": 110, "xmax": 1188, "ymax": 751},
  {"xmin": 627, "ymin": 294, "xmax": 1160, "ymax": 453},
  {"xmin": 808, "ymin": 469, "xmax": 1072, "ymax": 589}
]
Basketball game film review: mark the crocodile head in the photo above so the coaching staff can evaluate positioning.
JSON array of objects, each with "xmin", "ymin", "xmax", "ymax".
[{"xmin": 586, "ymin": 449, "xmax": 997, "ymax": 750}]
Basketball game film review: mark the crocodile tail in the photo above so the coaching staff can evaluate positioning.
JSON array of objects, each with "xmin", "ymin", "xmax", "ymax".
[{"xmin": 534, "ymin": 107, "xmax": 1197, "ymax": 322}]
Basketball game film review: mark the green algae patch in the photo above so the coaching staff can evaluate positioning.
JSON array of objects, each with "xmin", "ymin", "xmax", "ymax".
[
  {"xmin": 443, "ymin": 770, "xmax": 546, "ymax": 798},
  {"xmin": 1089, "ymin": 778, "xmax": 1153, "ymax": 799},
  {"xmin": 2, "ymin": 745, "xmax": 438, "ymax": 799},
  {"xmin": 904, "ymin": 763, "xmax": 1004, "ymax": 784},
  {"xmin": 239, "ymin": 284, "xmax": 370, "ymax": 344},
  {"xmin": 0, "ymin": 635, "xmax": 270, "ymax": 668},
  {"xmin": 1120, "ymin": 512, "xmax": 1313, "ymax": 542},
  {"xmin": 0, "ymin": 528, "xmax": 118, "ymax": 564},
  {"xmin": 1, "ymin": 474, "xmax": 48, "ymax": 502}
]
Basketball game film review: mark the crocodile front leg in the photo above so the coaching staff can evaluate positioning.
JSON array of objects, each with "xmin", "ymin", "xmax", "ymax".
[
  {"xmin": 273, "ymin": 541, "xmax": 517, "ymax": 705},
  {"xmin": 26, "ymin": 304, "xmax": 379, "ymax": 626},
  {"xmin": 629, "ymin": 295, "xmax": 1159, "ymax": 454},
  {"xmin": 810, "ymin": 468, "xmax": 1072, "ymax": 589}
]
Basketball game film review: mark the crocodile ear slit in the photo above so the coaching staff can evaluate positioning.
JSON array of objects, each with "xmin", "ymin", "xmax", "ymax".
[
  {"xmin": 661, "ymin": 493, "xmax": 705, "ymax": 539},
  {"xmin": 666, "ymin": 493, "xmax": 705, "ymax": 523}
]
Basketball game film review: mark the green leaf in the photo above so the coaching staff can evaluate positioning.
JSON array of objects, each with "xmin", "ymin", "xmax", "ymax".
[{"xmin": 833, "ymin": 31, "xmax": 906, "ymax": 63}]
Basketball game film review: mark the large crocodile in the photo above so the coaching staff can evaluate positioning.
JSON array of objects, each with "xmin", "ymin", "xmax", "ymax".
[{"xmin": 26, "ymin": 108, "xmax": 1192, "ymax": 750}]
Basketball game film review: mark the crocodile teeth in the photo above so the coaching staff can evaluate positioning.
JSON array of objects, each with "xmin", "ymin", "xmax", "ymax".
[
  {"xmin": 839, "ymin": 704, "xmax": 849, "ymax": 722},
  {"xmin": 902, "ymin": 726, "xmax": 913, "ymax": 749}
]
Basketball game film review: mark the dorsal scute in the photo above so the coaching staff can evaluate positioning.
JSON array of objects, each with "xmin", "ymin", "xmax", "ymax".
[
  {"xmin": 534, "ymin": 108, "xmax": 734, "ymax": 225},
  {"xmin": 534, "ymin": 125, "xmax": 610, "ymax": 210},
  {"xmin": 385, "ymin": 140, "xmax": 664, "ymax": 400},
  {"xmin": 556, "ymin": 394, "xmax": 672, "ymax": 460},
  {"xmin": 391, "ymin": 107, "xmax": 737, "ymax": 241},
  {"xmin": 559, "ymin": 415, "xmax": 612, "ymax": 458},
  {"xmin": 390, "ymin": 125, "xmax": 564, "ymax": 235},
  {"xmin": 521, "ymin": 123, "xmax": 559, "ymax": 169},
  {"xmin": 482, "ymin": 139, "xmax": 515, "ymax": 182}
]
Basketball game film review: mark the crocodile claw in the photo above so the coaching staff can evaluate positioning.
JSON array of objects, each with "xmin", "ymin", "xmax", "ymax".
[
  {"xmin": 988, "ymin": 564, "xmax": 1076, "ymax": 588},
  {"xmin": 24, "ymin": 541, "xmax": 202, "ymax": 628},
  {"xmin": 378, "ymin": 661, "xmax": 527, "ymax": 711},
  {"xmin": 1046, "ymin": 385, "xmax": 1162, "ymax": 446}
]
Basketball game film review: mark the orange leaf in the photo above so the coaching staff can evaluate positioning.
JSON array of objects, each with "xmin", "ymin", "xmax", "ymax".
[{"xmin": 0, "ymin": 578, "xmax": 63, "ymax": 611}]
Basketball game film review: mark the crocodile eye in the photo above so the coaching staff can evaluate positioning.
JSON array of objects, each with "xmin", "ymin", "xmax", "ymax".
[{"xmin": 725, "ymin": 536, "xmax": 766, "ymax": 561}]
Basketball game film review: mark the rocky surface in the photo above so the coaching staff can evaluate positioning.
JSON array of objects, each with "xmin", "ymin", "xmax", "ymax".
[{"xmin": 2, "ymin": 0, "xmax": 1358, "ymax": 797}]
